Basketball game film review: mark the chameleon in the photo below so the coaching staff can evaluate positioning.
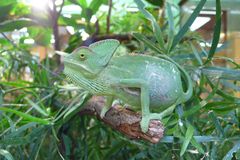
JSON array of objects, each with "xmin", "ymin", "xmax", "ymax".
[{"xmin": 57, "ymin": 39, "xmax": 193, "ymax": 133}]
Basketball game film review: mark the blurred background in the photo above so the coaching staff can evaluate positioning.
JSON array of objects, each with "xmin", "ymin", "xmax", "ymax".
[
  {"xmin": 1, "ymin": 0, "xmax": 240, "ymax": 62},
  {"xmin": 0, "ymin": 0, "xmax": 240, "ymax": 159}
]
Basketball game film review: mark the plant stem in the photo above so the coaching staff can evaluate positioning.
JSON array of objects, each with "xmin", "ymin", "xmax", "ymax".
[{"xmin": 106, "ymin": 0, "xmax": 112, "ymax": 34}]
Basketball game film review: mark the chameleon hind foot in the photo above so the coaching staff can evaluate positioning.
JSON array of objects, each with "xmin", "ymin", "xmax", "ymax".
[
  {"xmin": 100, "ymin": 106, "xmax": 110, "ymax": 118},
  {"xmin": 140, "ymin": 113, "xmax": 164, "ymax": 133},
  {"xmin": 100, "ymin": 96, "xmax": 114, "ymax": 118}
]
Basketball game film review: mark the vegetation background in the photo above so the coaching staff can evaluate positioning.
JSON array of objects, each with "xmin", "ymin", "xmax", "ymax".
[{"xmin": 0, "ymin": 0, "xmax": 240, "ymax": 159}]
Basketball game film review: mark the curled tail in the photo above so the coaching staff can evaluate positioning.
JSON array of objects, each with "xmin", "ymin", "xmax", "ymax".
[{"xmin": 157, "ymin": 54, "xmax": 193, "ymax": 103}]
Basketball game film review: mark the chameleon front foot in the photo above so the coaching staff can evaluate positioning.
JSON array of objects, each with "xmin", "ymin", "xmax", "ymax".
[
  {"xmin": 100, "ymin": 106, "xmax": 110, "ymax": 118},
  {"xmin": 140, "ymin": 113, "xmax": 164, "ymax": 133}
]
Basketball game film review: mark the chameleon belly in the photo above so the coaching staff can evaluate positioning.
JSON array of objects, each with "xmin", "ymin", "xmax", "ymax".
[{"xmin": 107, "ymin": 57, "xmax": 184, "ymax": 110}]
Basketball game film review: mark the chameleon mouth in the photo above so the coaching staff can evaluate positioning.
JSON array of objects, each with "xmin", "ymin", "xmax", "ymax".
[
  {"xmin": 63, "ymin": 58, "xmax": 90, "ymax": 71},
  {"xmin": 63, "ymin": 58, "xmax": 96, "ymax": 75},
  {"xmin": 55, "ymin": 51, "xmax": 88, "ymax": 70}
]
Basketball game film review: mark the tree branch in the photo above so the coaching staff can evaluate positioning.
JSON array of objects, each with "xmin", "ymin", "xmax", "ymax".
[
  {"xmin": 50, "ymin": 0, "xmax": 60, "ymax": 51},
  {"xmin": 81, "ymin": 34, "xmax": 133, "ymax": 46},
  {"xmin": 79, "ymin": 96, "xmax": 164, "ymax": 144}
]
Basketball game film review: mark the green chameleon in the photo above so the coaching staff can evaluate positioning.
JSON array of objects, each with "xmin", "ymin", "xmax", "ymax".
[{"xmin": 57, "ymin": 39, "xmax": 193, "ymax": 133}]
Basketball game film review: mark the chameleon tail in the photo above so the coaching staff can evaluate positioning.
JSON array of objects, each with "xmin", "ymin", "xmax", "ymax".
[
  {"xmin": 156, "ymin": 54, "xmax": 193, "ymax": 103},
  {"xmin": 174, "ymin": 62, "xmax": 193, "ymax": 102}
]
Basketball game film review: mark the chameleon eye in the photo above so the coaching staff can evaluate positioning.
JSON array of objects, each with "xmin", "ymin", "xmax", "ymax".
[{"xmin": 80, "ymin": 54, "xmax": 85, "ymax": 60}]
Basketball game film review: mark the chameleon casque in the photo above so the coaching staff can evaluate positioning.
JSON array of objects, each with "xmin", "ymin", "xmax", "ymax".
[{"xmin": 58, "ymin": 39, "xmax": 193, "ymax": 133}]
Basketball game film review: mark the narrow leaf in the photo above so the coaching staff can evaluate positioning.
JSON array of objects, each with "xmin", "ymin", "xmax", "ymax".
[
  {"xmin": 0, "ymin": 149, "xmax": 15, "ymax": 160},
  {"xmin": 180, "ymin": 124, "xmax": 194, "ymax": 156},
  {"xmin": 133, "ymin": 33, "xmax": 164, "ymax": 54},
  {"xmin": 134, "ymin": 0, "xmax": 165, "ymax": 50},
  {"xmin": 209, "ymin": 111, "xmax": 224, "ymax": 137},
  {"xmin": 160, "ymin": 136, "xmax": 220, "ymax": 143},
  {"xmin": 63, "ymin": 92, "xmax": 90, "ymax": 122},
  {"xmin": 0, "ymin": 107, "xmax": 50, "ymax": 125},
  {"xmin": 5, "ymin": 122, "xmax": 37, "ymax": 138},
  {"xmin": 171, "ymin": 0, "xmax": 206, "ymax": 49},
  {"xmin": 0, "ymin": 19, "xmax": 37, "ymax": 33},
  {"xmin": 223, "ymin": 141, "xmax": 240, "ymax": 160},
  {"xmin": 166, "ymin": 3, "xmax": 175, "ymax": 52},
  {"xmin": 25, "ymin": 97, "xmax": 48, "ymax": 117},
  {"xmin": 190, "ymin": 42, "xmax": 203, "ymax": 65},
  {"xmin": 89, "ymin": 0, "xmax": 103, "ymax": 14},
  {"xmin": 204, "ymin": 0, "xmax": 222, "ymax": 64},
  {"xmin": 190, "ymin": 137, "xmax": 205, "ymax": 154},
  {"xmin": 201, "ymin": 66, "xmax": 240, "ymax": 81}
]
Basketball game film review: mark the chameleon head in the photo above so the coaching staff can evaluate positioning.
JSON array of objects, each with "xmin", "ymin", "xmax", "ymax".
[
  {"xmin": 56, "ymin": 47, "xmax": 103, "ymax": 78},
  {"xmin": 56, "ymin": 39, "xmax": 120, "ymax": 78}
]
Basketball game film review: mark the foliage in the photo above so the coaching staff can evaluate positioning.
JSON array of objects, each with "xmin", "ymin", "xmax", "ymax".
[{"xmin": 0, "ymin": 0, "xmax": 240, "ymax": 159}]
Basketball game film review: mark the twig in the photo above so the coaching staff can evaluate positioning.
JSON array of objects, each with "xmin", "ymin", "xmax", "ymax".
[
  {"xmin": 1, "ymin": 33, "xmax": 19, "ymax": 49},
  {"xmin": 50, "ymin": 0, "xmax": 60, "ymax": 51},
  {"xmin": 57, "ymin": 0, "xmax": 65, "ymax": 18},
  {"xmin": 93, "ymin": 19, "xmax": 100, "ymax": 36},
  {"xmin": 178, "ymin": 0, "xmax": 188, "ymax": 6},
  {"xmin": 106, "ymin": 0, "xmax": 112, "ymax": 34},
  {"xmin": 81, "ymin": 34, "xmax": 133, "ymax": 46}
]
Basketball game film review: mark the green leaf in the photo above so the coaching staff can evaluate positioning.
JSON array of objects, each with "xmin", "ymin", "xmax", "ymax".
[
  {"xmin": 0, "ymin": 4, "xmax": 13, "ymax": 22},
  {"xmin": 190, "ymin": 42, "xmax": 203, "ymax": 65},
  {"xmin": 0, "ymin": 149, "xmax": 15, "ymax": 160},
  {"xmin": 0, "ymin": 80, "xmax": 32, "ymax": 87},
  {"xmin": 89, "ymin": 0, "xmax": 103, "ymax": 14},
  {"xmin": 24, "ymin": 97, "xmax": 48, "ymax": 117},
  {"xmin": 204, "ymin": 0, "xmax": 222, "ymax": 64},
  {"xmin": 145, "ymin": 0, "xmax": 164, "ymax": 7},
  {"xmin": 206, "ymin": 77, "xmax": 240, "ymax": 101},
  {"xmin": 0, "ymin": 90, "xmax": 3, "ymax": 106},
  {"xmin": 201, "ymin": 66, "xmax": 240, "ymax": 81},
  {"xmin": 208, "ymin": 111, "xmax": 224, "ymax": 137},
  {"xmin": 180, "ymin": 124, "xmax": 194, "ymax": 156},
  {"xmin": 183, "ymin": 79, "xmax": 219, "ymax": 117},
  {"xmin": 223, "ymin": 141, "xmax": 240, "ymax": 160},
  {"xmin": 62, "ymin": 134, "xmax": 72, "ymax": 156},
  {"xmin": 171, "ymin": 0, "xmax": 206, "ymax": 50},
  {"xmin": 0, "ymin": 57, "xmax": 9, "ymax": 73},
  {"xmin": 160, "ymin": 136, "xmax": 220, "ymax": 143},
  {"xmin": 2, "ymin": 113, "xmax": 15, "ymax": 132},
  {"xmin": 5, "ymin": 122, "xmax": 37, "ymax": 138},
  {"xmin": 132, "ymin": 33, "xmax": 164, "ymax": 54},
  {"xmin": 63, "ymin": 92, "xmax": 90, "ymax": 122},
  {"xmin": 134, "ymin": 0, "xmax": 165, "ymax": 51},
  {"xmin": 205, "ymin": 101, "xmax": 239, "ymax": 110},
  {"xmin": 0, "ymin": 107, "xmax": 50, "ymax": 125},
  {"xmin": 58, "ymin": 16, "xmax": 83, "ymax": 28},
  {"xmin": 78, "ymin": 0, "xmax": 88, "ymax": 8},
  {"xmin": 0, "ymin": 0, "xmax": 16, "ymax": 6},
  {"xmin": 190, "ymin": 137, "xmax": 205, "ymax": 154},
  {"xmin": 0, "ymin": 19, "xmax": 37, "ymax": 33},
  {"xmin": 0, "ymin": 137, "xmax": 29, "ymax": 145},
  {"xmin": 166, "ymin": 3, "xmax": 174, "ymax": 53},
  {"xmin": 68, "ymin": 0, "xmax": 87, "ymax": 7}
]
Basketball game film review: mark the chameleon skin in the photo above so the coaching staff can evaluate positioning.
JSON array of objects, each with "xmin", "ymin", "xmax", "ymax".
[{"xmin": 60, "ymin": 39, "xmax": 193, "ymax": 133}]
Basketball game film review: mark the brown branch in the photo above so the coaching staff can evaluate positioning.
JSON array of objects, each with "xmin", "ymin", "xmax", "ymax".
[
  {"xmin": 79, "ymin": 96, "xmax": 164, "ymax": 144},
  {"xmin": 81, "ymin": 33, "xmax": 196, "ymax": 47},
  {"xmin": 49, "ymin": 0, "xmax": 65, "ymax": 72},
  {"xmin": 92, "ymin": 19, "xmax": 100, "ymax": 36},
  {"xmin": 57, "ymin": 0, "xmax": 65, "ymax": 18},
  {"xmin": 50, "ymin": 0, "xmax": 60, "ymax": 51},
  {"xmin": 178, "ymin": 0, "xmax": 188, "ymax": 6},
  {"xmin": 81, "ymin": 34, "xmax": 133, "ymax": 46}
]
